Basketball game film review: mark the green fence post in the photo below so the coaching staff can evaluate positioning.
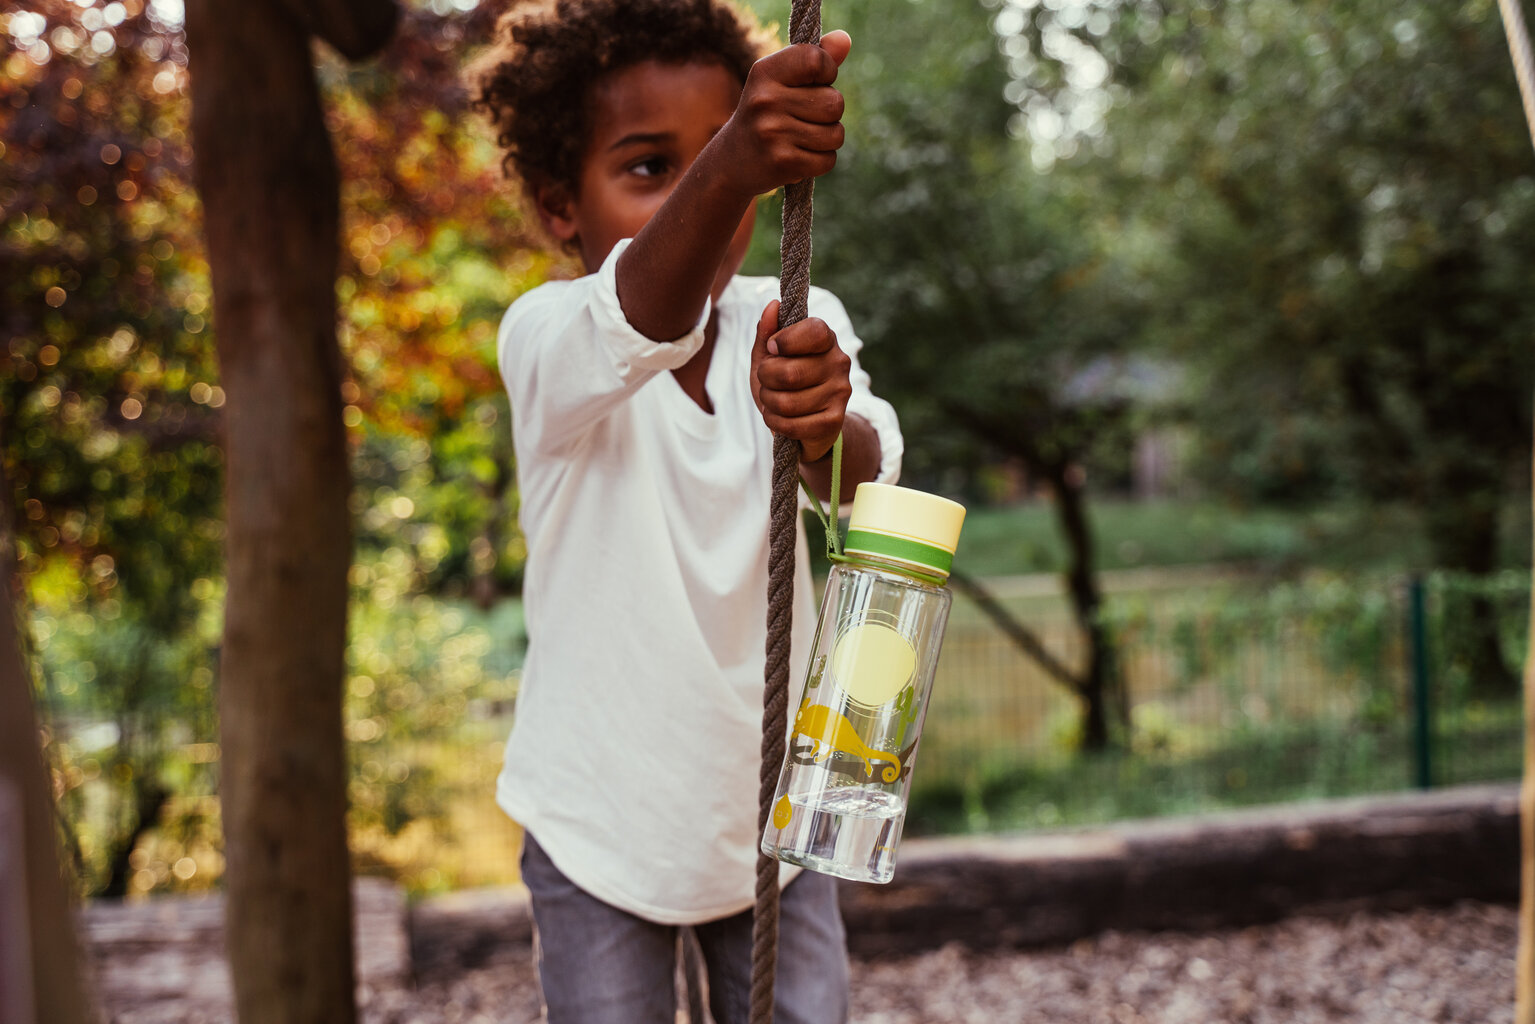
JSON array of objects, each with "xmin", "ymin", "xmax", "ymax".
[{"xmin": 1409, "ymin": 575, "xmax": 1433, "ymax": 789}]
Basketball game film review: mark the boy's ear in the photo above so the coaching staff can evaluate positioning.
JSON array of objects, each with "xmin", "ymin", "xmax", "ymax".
[{"xmin": 532, "ymin": 181, "xmax": 579, "ymax": 243}]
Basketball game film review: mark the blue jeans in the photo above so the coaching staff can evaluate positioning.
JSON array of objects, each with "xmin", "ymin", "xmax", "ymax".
[{"xmin": 521, "ymin": 832, "xmax": 850, "ymax": 1024}]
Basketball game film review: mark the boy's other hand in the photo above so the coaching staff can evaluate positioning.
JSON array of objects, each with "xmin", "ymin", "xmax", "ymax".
[
  {"xmin": 716, "ymin": 30, "xmax": 851, "ymax": 198},
  {"xmin": 750, "ymin": 299, "xmax": 852, "ymax": 463}
]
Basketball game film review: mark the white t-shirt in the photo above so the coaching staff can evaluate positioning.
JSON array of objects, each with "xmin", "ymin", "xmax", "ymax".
[{"xmin": 495, "ymin": 239, "xmax": 902, "ymax": 924}]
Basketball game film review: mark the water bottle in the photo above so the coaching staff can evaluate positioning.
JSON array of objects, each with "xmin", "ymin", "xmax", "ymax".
[{"xmin": 762, "ymin": 482, "xmax": 965, "ymax": 883}]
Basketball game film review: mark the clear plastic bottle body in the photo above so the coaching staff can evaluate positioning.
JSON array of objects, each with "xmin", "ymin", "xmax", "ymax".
[{"xmin": 761, "ymin": 559, "xmax": 953, "ymax": 883}]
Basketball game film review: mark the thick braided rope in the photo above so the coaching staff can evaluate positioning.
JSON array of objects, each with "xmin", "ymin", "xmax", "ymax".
[{"xmin": 750, "ymin": 1, "xmax": 821, "ymax": 1020}]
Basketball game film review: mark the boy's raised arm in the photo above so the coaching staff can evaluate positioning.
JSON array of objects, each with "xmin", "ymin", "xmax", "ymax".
[{"xmin": 615, "ymin": 31, "xmax": 852, "ymax": 342}]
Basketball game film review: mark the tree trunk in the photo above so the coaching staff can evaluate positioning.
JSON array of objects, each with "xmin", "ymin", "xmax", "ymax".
[
  {"xmin": 99, "ymin": 778, "xmax": 169, "ymax": 899},
  {"xmin": 0, "ymin": 466, "xmax": 97, "ymax": 1024},
  {"xmin": 1045, "ymin": 461, "xmax": 1118, "ymax": 752},
  {"xmin": 937, "ymin": 400, "xmax": 1122, "ymax": 753},
  {"xmin": 186, "ymin": 4, "xmax": 370, "ymax": 1020}
]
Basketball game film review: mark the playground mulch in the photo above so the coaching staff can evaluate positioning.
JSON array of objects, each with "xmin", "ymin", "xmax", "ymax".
[{"xmin": 352, "ymin": 900, "xmax": 1513, "ymax": 1024}]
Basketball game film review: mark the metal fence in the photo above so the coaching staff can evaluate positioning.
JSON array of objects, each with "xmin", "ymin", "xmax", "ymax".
[{"xmin": 905, "ymin": 569, "xmax": 1528, "ymax": 834}]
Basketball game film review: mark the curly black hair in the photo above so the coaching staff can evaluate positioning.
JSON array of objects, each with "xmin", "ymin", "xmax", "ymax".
[{"xmin": 474, "ymin": 0, "xmax": 776, "ymax": 196}]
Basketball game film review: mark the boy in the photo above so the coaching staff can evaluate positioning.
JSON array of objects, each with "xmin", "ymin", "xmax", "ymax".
[{"xmin": 476, "ymin": 2, "xmax": 902, "ymax": 1020}]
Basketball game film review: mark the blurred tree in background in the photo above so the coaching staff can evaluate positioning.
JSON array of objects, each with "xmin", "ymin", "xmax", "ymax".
[{"xmin": 1000, "ymin": 0, "xmax": 1535, "ymax": 692}]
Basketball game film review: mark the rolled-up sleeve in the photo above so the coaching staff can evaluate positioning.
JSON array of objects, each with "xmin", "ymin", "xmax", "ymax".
[
  {"xmin": 498, "ymin": 239, "xmax": 711, "ymax": 456},
  {"xmin": 808, "ymin": 286, "xmax": 903, "ymax": 487}
]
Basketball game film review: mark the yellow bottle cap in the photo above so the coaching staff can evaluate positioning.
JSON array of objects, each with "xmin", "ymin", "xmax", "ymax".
[{"xmin": 844, "ymin": 483, "xmax": 966, "ymax": 579}]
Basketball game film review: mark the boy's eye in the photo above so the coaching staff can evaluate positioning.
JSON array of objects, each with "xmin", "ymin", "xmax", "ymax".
[{"xmin": 630, "ymin": 157, "xmax": 670, "ymax": 178}]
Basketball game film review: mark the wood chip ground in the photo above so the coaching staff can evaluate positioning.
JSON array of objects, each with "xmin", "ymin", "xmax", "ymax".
[{"xmin": 96, "ymin": 900, "xmax": 1513, "ymax": 1024}]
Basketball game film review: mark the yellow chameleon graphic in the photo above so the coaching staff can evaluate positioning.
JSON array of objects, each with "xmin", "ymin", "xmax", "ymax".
[{"xmin": 792, "ymin": 703, "xmax": 902, "ymax": 784}]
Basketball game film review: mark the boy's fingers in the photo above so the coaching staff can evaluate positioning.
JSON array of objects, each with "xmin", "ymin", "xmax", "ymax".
[
  {"xmin": 753, "ymin": 299, "xmax": 782, "ymax": 357},
  {"xmin": 819, "ymin": 30, "xmax": 852, "ymax": 68},
  {"xmin": 758, "ymin": 340, "xmax": 851, "ymax": 394},
  {"xmin": 758, "ymin": 378, "xmax": 851, "ymax": 420},
  {"xmin": 781, "ymin": 86, "xmax": 845, "ymax": 126},
  {"xmin": 768, "ymin": 41, "xmax": 841, "ymax": 86},
  {"xmin": 759, "ymin": 354, "xmax": 849, "ymax": 395},
  {"xmin": 767, "ymin": 317, "xmax": 837, "ymax": 357}
]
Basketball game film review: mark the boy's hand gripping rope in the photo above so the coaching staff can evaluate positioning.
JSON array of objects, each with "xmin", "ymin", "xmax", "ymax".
[{"xmin": 752, "ymin": 1, "xmax": 823, "ymax": 1021}]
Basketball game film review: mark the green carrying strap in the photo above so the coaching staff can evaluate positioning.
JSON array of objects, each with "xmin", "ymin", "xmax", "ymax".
[{"xmin": 797, "ymin": 431, "xmax": 844, "ymax": 558}]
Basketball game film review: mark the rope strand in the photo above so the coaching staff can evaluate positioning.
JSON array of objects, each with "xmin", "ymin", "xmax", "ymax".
[{"xmin": 751, "ymin": 4, "xmax": 822, "ymax": 1021}]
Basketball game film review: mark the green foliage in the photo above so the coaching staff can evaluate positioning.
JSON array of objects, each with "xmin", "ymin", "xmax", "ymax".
[
  {"xmin": 28, "ymin": 550, "xmax": 527, "ymax": 897},
  {"xmin": 2, "ymin": 4, "xmax": 220, "ymax": 618},
  {"xmin": 343, "ymin": 550, "xmax": 523, "ymax": 890},
  {"xmin": 27, "ymin": 564, "xmax": 223, "ymax": 896},
  {"xmin": 1047, "ymin": 0, "xmax": 1534, "ymax": 548},
  {"xmin": 325, "ymin": 6, "xmax": 549, "ymax": 599}
]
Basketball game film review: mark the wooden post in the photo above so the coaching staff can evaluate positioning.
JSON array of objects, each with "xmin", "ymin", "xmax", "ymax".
[
  {"xmin": 0, "ymin": 468, "xmax": 96, "ymax": 1024},
  {"xmin": 1494, "ymin": 1, "xmax": 1535, "ymax": 1018},
  {"xmin": 184, "ymin": 1, "xmax": 395, "ymax": 1021}
]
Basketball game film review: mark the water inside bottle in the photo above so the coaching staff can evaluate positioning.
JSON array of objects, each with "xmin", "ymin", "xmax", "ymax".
[{"xmin": 764, "ymin": 785, "xmax": 906, "ymax": 884}]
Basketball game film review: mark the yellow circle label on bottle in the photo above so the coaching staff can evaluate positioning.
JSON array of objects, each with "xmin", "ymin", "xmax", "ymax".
[{"xmin": 831, "ymin": 621, "xmax": 916, "ymax": 709}]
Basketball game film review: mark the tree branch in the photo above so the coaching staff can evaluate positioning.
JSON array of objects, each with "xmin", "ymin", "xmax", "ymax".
[{"xmin": 948, "ymin": 569, "xmax": 1084, "ymax": 698}]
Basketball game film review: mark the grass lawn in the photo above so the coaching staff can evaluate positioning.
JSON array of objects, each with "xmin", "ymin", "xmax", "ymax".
[{"xmin": 948, "ymin": 496, "xmax": 1531, "ymax": 578}]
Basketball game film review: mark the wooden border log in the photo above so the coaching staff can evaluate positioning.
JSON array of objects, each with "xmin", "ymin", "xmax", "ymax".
[{"xmin": 838, "ymin": 784, "xmax": 1519, "ymax": 957}]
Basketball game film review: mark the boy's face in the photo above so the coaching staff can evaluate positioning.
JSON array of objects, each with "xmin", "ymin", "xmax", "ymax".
[{"xmin": 537, "ymin": 60, "xmax": 757, "ymax": 302}]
